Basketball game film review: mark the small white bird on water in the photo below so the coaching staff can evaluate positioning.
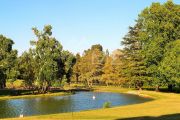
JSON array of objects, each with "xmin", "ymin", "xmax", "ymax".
[
  {"xmin": 92, "ymin": 95, "xmax": 96, "ymax": 100},
  {"xmin": 19, "ymin": 109, "xmax": 24, "ymax": 118},
  {"xmin": 19, "ymin": 114, "xmax": 24, "ymax": 118}
]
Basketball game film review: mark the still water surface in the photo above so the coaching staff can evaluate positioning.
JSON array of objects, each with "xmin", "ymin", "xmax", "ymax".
[{"xmin": 0, "ymin": 92, "xmax": 151, "ymax": 118}]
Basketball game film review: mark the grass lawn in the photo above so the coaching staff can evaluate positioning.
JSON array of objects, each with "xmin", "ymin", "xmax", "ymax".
[{"xmin": 3, "ymin": 86, "xmax": 180, "ymax": 120}]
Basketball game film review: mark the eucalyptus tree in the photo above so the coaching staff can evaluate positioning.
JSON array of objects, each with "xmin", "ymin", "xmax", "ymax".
[{"xmin": 30, "ymin": 25, "xmax": 63, "ymax": 93}]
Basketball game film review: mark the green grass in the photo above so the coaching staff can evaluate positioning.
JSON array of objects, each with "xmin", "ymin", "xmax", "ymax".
[{"xmin": 3, "ymin": 86, "xmax": 180, "ymax": 120}]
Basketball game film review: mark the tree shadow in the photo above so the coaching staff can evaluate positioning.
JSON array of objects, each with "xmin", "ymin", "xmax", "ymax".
[
  {"xmin": 115, "ymin": 113, "xmax": 180, "ymax": 120},
  {"xmin": 142, "ymin": 88, "xmax": 180, "ymax": 93}
]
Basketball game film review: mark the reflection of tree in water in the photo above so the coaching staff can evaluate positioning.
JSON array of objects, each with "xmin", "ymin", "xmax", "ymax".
[
  {"xmin": 0, "ymin": 96, "xmax": 73, "ymax": 118},
  {"xmin": 0, "ymin": 99, "xmax": 24, "ymax": 118},
  {"xmin": 34, "ymin": 96, "xmax": 73, "ymax": 115}
]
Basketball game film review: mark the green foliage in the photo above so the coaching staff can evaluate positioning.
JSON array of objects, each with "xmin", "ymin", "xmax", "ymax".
[
  {"xmin": 30, "ymin": 25, "xmax": 64, "ymax": 93},
  {"xmin": 62, "ymin": 51, "xmax": 76, "ymax": 83},
  {"xmin": 61, "ymin": 75, "xmax": 68, "ymax": 86},
  {"xmin": 122, "ymin": 23, "xmax": 147, "ymax": 89},
  {"xmin": 138, "ymin": 1, "xmax": 180, "ymax": 89},
  {"xmin": 103, "ymin": 101, "xmax": 111, "ymax": 108},
  {"xmin": 18, "ymin": 51, "xmax": 35, "ymax": 88},
  {"xmin": 121, "ymin": 1, "xmax": 180, "ymax": 90},
  {"xmin": 0, "ymin": 35, "xmax": 17, "ymax": 89},
  {"xmin": 159, "ymin": 40, "xmax": 180, "ymax": 86},
  {"xmin": 72, "ymin": 53, "xmax": 81, "ymax": 83}
]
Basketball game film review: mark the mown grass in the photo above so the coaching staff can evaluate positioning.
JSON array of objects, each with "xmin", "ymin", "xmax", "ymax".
[{"xmin": 3, "ymin": 86, "xmax": 180, "ymax": 120}]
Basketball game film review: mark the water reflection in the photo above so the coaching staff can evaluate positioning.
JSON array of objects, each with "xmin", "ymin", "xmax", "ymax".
[{"xmin": 0, "ymin": 92, "xmax": 151, "ymax": 118}]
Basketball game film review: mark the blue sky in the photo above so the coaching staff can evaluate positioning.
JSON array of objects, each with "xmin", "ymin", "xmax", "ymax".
[{"xmin": 0, "ymin": 0, "xmax": 179, "ymax": 55}]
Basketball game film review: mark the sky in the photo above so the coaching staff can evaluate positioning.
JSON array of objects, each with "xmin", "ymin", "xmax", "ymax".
[{"xmin": 0, "ymin": 0, "xmax": 179, "ymax": 55}]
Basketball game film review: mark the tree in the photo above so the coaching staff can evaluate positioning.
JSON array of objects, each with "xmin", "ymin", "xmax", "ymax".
[
  {"xmin": 121, "ymin": 1, "xmax": 180, "ymax": 91},
  {"xmin": 78, "ymin": 44, "xmax": 105, "ymax": 87},
  {"xmin": 18, "ymin": 50, "xmax": 35, "ymax": 88},
  {"xmin": 101, "ymin": 49, "xmax": 125, "ymax": 86},
  {"xmin": 30, "ymin": 25, "xmax": 63, "ymax": 93},
  {"xmin": 159, "ymin": 40, "xmax": 180, "ymax": 91},
  {"xmin": 101, "ymin": 55, "xmax": 115, "ymax": 86},
  {"xmin": 72, "ymin": 53, "xmax": 81, "ymax": 83},
  {"xmin": 122, "ymin": 24, "xmax": 147, "ymax": 90},
  {"xmin": 138, "ymin": 1, "xmax": 180, "ymax": 90},
  {"xmin": 0, "ymin": 35, "xmax": 17, "ymax": 89},
  {"xmin": 61, "ymin": 50, "xmax": 76, "ymax": 84}
]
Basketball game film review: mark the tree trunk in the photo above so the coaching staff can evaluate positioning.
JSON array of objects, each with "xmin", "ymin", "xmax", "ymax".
[
  {"xmin": 168, "ymin": 84, "xmax": 173, "ymax": 92},
  {"xmin": 76, "ymin": 74, "xmax": 79, "ymax": 83},
  {"xmin": 87, "ymin": 80, "xmax": 91, "ymax": 88},
  {"xmin": 106, "ymin": 82, "xmax": 109, "ymax": 87},
  {"xmin": 155, "ymin": 85, "xmax": 160, "ymax": 92},
  {"xmin": 138, "ymin": 87, "xmax": 142, "ymax": 91},
  {"xmin": 39, "ymin": 81, "xmax": 50, "ymax": 94},
  {"xmin": 0, "ymin": 79, "xmax": 6, "ymax": 89}
]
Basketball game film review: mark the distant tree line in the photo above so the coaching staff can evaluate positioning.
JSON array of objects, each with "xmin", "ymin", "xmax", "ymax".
[{"xmin": 0, "ymin": 1, "xmax": 179, "ymax": 92}]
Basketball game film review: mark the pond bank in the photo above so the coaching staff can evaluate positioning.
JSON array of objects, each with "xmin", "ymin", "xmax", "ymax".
[{"xmin": 0, "ymin": 88, "xmax": 92, "ymax": 100}]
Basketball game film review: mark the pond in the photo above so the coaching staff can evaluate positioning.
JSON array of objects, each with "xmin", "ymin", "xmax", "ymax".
[{"xmin": 0, "ymin": 92, "xmax": 152, "ymax": 118}]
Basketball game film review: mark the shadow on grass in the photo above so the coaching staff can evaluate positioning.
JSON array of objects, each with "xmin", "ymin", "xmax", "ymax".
[
  {"xmin": 116, "ymin": 113, "xmax": 180, "ymax": 120},
  {"xmin": 0, "ymin": 88, "xmax": 91, "ymax": 96},
  {"xmin": 142, "ymin": 87, "xmax": 180, "ymax": 93},
  {"xmin": 0, "ymin": 89, "xmax": 34, "ymax": 96}
]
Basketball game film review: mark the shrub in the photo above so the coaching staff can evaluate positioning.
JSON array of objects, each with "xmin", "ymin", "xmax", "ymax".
[
  {"xmin": 103, "ymin": 102, "xmax": 111, "ymax": 108},
  {"xmin": 13, "ymin": 80, "xmax": 25, "ymax": 88}
]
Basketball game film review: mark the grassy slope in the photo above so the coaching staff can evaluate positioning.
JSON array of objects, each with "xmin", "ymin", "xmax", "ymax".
[{"xmin": 4, "ymin": 86, "xmax": 180, "ymax": 120}]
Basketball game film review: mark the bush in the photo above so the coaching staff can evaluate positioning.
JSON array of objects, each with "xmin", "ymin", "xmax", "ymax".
[
  {"xmin": 13, "ymin": 80, "xmax": 25, "ymax": 88},
  {"xmin": 6, "ymin": 80, "xmax": 14, "ymax": 88},
  {"xmin": 103, "ymin": 102, "xmax": 111, "ymax": 108}
]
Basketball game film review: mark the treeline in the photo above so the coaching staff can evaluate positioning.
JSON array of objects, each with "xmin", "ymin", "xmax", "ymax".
[
  {"xmin": 72, "ymin": 1, "xmax": 180, "ymax": 91},
  {"xmin": 0, "ymin": 26, "xmax": 76, "ymax": 93},
  {"xmin": 0, "ymin": 1, "xmax": 179, "ymax": 93}
]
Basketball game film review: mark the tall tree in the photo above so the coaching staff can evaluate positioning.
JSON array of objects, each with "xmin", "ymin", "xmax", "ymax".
[
  {"xmin": 122, "ymin": 24, "xmax": 147, "ymax": 90},
  {"xmin": 61, "ymin": 50, "xmax": 76, "ymax": 84},
  {"xmin": 30, "ymin": 25, "xmax": 63, "ymax": 93},
  {"xmin": 138, "ymin": 1, "xmax": 180, "ymax": 90},
  {"xmin": 72, "ymin": 53, "xmax": 81, "ymax": 83},
  {"xmin": 78, "ymin": 44, "xmax": 105, "ymax": 87},
  {"xmin": 101, "ymin": 55, "xmax": 115, "ymax": 86},
  {"xmin": 0, "ymin": 35, "xmax": 17, "ymax": 89}
]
